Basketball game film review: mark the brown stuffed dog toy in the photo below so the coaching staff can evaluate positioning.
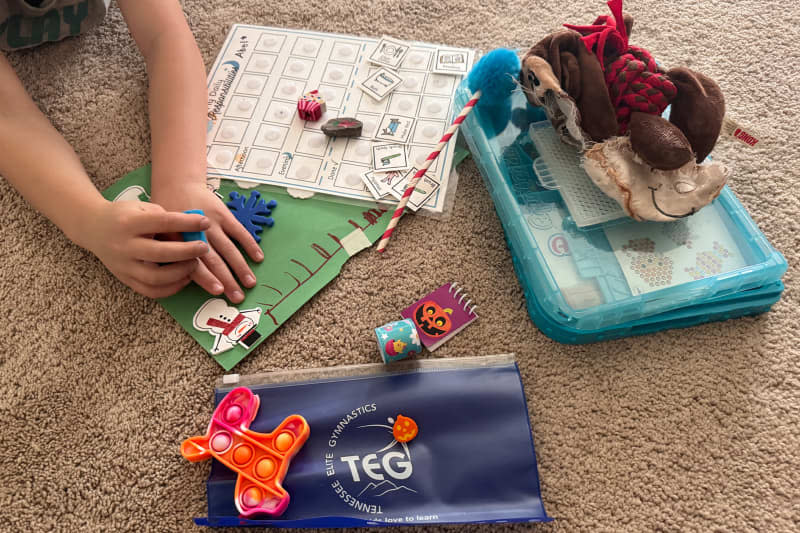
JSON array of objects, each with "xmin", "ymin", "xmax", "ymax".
[{"xmin": 520, "ymin": 0, "xmax": 728, "ymax": 222}]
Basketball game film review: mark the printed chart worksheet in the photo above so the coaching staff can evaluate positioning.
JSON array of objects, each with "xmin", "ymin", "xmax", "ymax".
[{"xmin": 205, "ymin": 25, "xmax": 474, "ymax": 213}]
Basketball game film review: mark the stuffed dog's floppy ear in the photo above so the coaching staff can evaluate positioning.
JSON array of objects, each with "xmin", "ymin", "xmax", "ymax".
[
  {"xmin": 523, "ymin": 30, "xmax": 618, "ymax": 143},
  {"xmin": 527, "ymin": 31, "xmax": 583, "ymax": 97},
  {"xmin": 667, "ymin": 67, "xmax": 725, "ymax": 162}
]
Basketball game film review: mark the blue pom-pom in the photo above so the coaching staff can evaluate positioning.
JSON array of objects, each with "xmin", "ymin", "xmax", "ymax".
[{"xmin": 467, "ymin": 48, "xmax": 520, "ymax": 106}]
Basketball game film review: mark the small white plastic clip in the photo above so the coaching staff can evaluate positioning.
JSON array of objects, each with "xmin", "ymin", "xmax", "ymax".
[{"xmin": 222, "ymin": 374, "xmax": 240, "ymax": 385}]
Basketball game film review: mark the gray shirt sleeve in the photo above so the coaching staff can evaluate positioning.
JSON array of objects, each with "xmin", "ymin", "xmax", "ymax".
[{"xmin": 0, "ymin": 0, "xmax": 110, "ymax": 50}]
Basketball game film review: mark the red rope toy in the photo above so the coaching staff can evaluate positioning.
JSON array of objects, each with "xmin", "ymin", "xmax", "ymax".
[{"xmin": 565, "ymin": 0, "xmax": 676, "ymax": 134}]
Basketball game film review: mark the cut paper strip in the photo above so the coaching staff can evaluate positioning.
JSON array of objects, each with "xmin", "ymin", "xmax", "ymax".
[{"xmin": 340, "ymin": 228, "xmax": 372, "ymax": 256}]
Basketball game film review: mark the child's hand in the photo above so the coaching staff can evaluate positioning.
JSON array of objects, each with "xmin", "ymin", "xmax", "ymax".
[
  {"xmin": 150, "ymin": 183, "xmax": 264, "ymax": 304},
  {"xmin": 78, "ymin": 201, "xmax": 211, "ymax": 298}
]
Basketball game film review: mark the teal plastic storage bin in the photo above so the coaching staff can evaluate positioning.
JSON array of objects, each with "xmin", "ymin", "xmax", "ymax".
[{"xmin": 455, "ymin": 82, "xmax": 787, "ymax": 343}]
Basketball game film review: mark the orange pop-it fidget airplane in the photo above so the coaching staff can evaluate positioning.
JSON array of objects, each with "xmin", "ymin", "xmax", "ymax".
[{"xmin": 181, "ymin": 387, "xmax": 310, "ymax": 517}]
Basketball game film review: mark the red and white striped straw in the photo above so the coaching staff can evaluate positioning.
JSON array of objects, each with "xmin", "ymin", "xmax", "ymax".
[{"xmin": 376, "ymin": 89, "xmax": 483, "ymax": 253}]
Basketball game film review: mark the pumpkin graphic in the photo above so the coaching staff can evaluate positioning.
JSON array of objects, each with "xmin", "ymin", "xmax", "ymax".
[
  {"xmin": 413, "ymin": 301, "xmax": 452, "ymax": 337},
  {"xmin": 392, "ymin": 415, "xmax": 418, "ymax": 443}
]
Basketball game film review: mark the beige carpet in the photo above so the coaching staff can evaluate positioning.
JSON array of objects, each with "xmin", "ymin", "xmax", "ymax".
[{"xmin": 1, "ymin": 1, "xmax": 798, "ymax": 531}]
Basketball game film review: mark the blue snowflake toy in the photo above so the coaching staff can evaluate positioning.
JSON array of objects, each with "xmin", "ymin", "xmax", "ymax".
[{"xmin": 226, "ymin": 191, "xmax": 277, "ymax": 243}]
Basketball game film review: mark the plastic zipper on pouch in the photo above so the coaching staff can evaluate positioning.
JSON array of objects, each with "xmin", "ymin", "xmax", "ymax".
[{"xmin": 215, "ymin": 354, "xmax": 516, "ymax": 390}]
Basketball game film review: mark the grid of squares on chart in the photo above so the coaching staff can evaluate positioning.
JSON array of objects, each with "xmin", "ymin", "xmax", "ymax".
[
  {"xmin": 209, "ymin": 34, "xmax": 450, "ymax": 174},
  {"xmin": 249, "ymin": 33, "xmax": 361, "ymax": 180},
  {"xmin": 208, "ymin": 31, "xmax": 347, "ymax": 178},
  {"xmin": 205, "ymin": 26, "xmax": 470, "ymax": 210},
  {"xmin": 335, "ymin": 163, "xmax": 371, "ymax": 191},
  {"xmin": 209, "ymin": 31, "xmax": 283, "ymax": 172}
]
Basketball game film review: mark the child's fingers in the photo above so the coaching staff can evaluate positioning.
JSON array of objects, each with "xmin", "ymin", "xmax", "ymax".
[
  {"xmin": 208, "ymin": 228, "xmax": 257, "ymax": 289},
  {"xmin": 222, "ymin": 213, "xmax": 264, "ymax": 262},
  {"xmin": 199, "ymin": 245, "xmax": 245, "ymax": 303},
  {"xmin": 124, "ymin": 275, "xmax": 192, "ymax": 299},
  {"xmin": 191, "ymin": 261, "xmax": 225, "ymax": 296},
  {"xmin": 132, "ymin": 208, "xmax": 211, "ymax": 235},
  {"xmin": 131, "ymin": 238, "xmax": 209, "ymax": 263},
  {"xmin": 130, "ymin": 259, "xmax": 199, "ymax": 287}
]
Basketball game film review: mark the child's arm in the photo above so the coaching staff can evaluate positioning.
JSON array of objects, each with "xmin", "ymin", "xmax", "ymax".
[
  {"xmin": 0, "ymin": 54, "xmax": 210, "ymax": 298},
  {"xmin": 118, "ymin": 0, "xmax": 263, "ymax": 304}
]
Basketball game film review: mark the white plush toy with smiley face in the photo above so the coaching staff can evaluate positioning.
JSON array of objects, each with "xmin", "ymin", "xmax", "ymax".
[{"xmin": 583, "ymin": 136, "xmax": 729, "ymax": 222}]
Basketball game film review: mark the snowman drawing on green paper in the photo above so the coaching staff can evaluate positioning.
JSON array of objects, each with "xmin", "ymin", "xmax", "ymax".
[{"xmin": 193, "ymin": 298, "xmax": 262, "ymax": 354}]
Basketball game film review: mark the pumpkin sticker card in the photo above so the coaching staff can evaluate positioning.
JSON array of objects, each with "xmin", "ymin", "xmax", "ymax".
[{"xmin": 401, "ymin": 282, "xmax": 479, "ymax": 351}]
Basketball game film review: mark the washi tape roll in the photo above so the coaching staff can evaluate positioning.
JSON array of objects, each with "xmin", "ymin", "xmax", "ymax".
[{"xmin": 375, "ymin": 318, "xmax": 421, "ymax": 363}]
